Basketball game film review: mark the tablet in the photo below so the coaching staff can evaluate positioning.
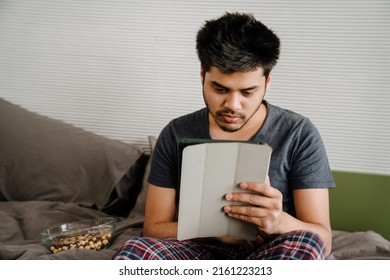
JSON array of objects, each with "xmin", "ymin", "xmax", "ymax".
[{"xmin": 177, "ymin": 139, "xmax": 272, "ymax": 240}]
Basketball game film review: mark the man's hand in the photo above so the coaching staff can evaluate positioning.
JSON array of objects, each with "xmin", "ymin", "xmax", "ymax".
[{"xmin": 223, "ymin": 178, "xmax": 283, "ymax": 236}]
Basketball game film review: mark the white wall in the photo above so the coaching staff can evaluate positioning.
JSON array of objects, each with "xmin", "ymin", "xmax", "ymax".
[{"xmin": 0, "ymin": 0, "xmax": 389, "ymax": 175}]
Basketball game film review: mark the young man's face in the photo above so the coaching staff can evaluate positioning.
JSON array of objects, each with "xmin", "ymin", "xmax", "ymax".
[{"xmin": 202, "ymin": 66, "xmax": 270, "ymax": 133}]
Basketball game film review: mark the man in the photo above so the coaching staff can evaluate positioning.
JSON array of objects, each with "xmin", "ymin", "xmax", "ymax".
[{"xmin": 114, "ymin": 12, "xmax": 335, "ymax": 260}]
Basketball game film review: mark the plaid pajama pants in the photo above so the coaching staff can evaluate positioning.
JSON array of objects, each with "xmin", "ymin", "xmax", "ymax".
[{"xmin": 113, "ymin": 230, "xmax": 326, "ymax": 260}]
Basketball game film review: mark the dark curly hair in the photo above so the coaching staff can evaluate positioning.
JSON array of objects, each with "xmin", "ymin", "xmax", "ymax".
[{"xmin": 196, "ymin": 12, "xmax": 280, "ymax": 78}]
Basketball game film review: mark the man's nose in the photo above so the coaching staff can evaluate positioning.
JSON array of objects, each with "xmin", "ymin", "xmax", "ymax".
[{"xmin": 223, "ymin": 92, "xmax": 242, "ymax": 111}]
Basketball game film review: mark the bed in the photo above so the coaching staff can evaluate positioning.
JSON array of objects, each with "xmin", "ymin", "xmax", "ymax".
[{"xmin": 1, "ymin": 97, "xmax": 389, "ymax": 260}]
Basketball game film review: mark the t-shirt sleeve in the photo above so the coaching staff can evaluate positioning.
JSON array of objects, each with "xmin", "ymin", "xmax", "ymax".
[
  {"xmin": 147, "ymin": 122, "xmax": 179, "ymax": 189},
  {"xmin": 288, "ymin": 120, "xmax": 335, "ymax": 189}
]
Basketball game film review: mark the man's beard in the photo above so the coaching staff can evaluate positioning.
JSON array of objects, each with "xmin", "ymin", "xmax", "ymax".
[
  {"xmin": 210, "ymin": 107, "xmax": 246, "ymax": 133},
  {"xmin": 203, "ymin": 92, "xmax": 263, "ymax": 133}
]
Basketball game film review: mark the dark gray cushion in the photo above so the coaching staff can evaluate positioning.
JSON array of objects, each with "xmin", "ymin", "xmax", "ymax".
[
  {"xmin": 129, "ymin": 135, "xmax": 157, "ymax": 219},
  {"xmin": 0, "ymin": 98, "xmax": 143, "ymax": 212}
]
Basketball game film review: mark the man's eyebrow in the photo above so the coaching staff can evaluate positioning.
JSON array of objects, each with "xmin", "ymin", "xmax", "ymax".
[
  {"xmin": 211, "ymin": 81, "xmax": 229, "ymax": 90},
  {"xmin": 241, "ymin": 85, "xmax": 259, "ymax": 91},
  {"xmin": 211, "ymin": 81, "xmax": 258, "ymax": 91}
]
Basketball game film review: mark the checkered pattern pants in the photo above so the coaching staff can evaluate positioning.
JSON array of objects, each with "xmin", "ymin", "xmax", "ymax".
[{"xmin": 113, "ymin": 230, "xmax": 326, "ymax": 260}]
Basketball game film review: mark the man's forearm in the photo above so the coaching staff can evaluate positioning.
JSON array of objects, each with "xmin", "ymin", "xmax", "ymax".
[
  {"xmin": 275, "ymin": 212, "xmax": 332, "ymax": 256},
  {"xmin": 143, "ymin": 221, "xmax": 178, "ymax": 239}
]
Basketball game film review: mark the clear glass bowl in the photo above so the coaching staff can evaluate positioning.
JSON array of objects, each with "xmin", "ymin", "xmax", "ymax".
[{"xmin": 41, "ymin": 217, "xmax": 116, "ymax": 254}]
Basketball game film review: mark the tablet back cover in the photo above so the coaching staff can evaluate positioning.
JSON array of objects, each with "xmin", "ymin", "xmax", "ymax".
[{"xmin": 177, "ymin": 142, "xmax": 272, "ymax": 240}]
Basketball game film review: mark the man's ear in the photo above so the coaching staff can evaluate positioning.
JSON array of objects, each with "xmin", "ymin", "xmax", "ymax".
[
  {"xmin": 265, "ymin": 73, "xmax": 272, "ymax": 92},
  {"xmin": 200, "ymin": 68, "xmax": 205, "ymax": 84}
]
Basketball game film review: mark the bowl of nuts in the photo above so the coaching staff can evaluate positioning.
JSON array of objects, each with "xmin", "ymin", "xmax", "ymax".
[{"xmin": 41, "ymin": 217, "xmax": 116, "ymax": 254}]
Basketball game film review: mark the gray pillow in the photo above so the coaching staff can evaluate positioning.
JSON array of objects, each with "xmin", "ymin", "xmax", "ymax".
[
  {"xmin": 0, "ymin": 98, "xmax": 143, "ymax": 211},
  {"xmin": 130, "ymin": 135, "xmax": 157, "ymax": 218},
  {"xmin": 328, "ymin": 230, "xmax": 390, "ymax": 260}
]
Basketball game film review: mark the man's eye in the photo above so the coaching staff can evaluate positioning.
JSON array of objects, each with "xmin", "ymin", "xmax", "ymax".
[{"xmin": 215, "ymin": 87, "xmax": 227, "ymax": 93}]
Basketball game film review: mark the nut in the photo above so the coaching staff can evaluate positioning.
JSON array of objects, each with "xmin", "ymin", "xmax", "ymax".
[{"xmin": 48, "ymin": 227, "xmax": 113, "ymax": 254}]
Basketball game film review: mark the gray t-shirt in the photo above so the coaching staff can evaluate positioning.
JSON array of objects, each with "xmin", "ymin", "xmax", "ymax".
[{"xmin": 148, "ymin": 100, "xmax": 335, "ymax": 216}]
